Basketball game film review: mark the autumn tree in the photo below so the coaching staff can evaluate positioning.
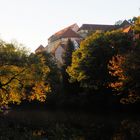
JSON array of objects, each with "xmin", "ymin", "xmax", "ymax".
[
  {"xmin": 108, "ymin": 45, "xmax": 140, "ymax": 104},
  {"xmin": 34, "ymin": 51, "xmax": 61, "ymax": 94},
  {"xmin": 108, "ymin": 55, "xmax": 126, "ymax": 91},
  {"xmin": 67, "ymin": 31, "xmax": 132, "ymax": 91},
  {"xmin": 24, "ymin": 53, "xmax": 51, "ymax": 102},
  {"xmin": 108, "ymin": 17, "xmax": 140, "ymax": 104},
  {"xmin": 0, "ymin": 41, "xmax": 29, "ymax": 105},
  {"xmin": 0, "ymin": 41, "xmax": 53, "ymax": 106}
]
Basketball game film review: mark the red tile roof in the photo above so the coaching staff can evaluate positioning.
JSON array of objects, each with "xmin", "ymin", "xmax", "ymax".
[
  {"xmin": 49, "ymin": 23, "xmax": 79, "ymax": 40},
  {"xmin": 60, "ymin": 28, "xmax": 82, "ymax": 38},
  {"xmin": 54, "ymin": 23, "xmax": 77, "ymax": 36}
]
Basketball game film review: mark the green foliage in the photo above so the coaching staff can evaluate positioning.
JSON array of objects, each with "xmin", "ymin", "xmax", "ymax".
[
  {"xmin": 67, "ymin": 31, "xmax": 132, "ymax": 90},
  {"xmin": 62, "ymin": 39, "xmax": 75, "ymax": 67},
  {"xmin": 0, "ymin": 17, "xmax": 140, "ymax": 107},
  {"xmin": 115, "ymin": 20, "xmax": 123, "ymax": 25},
  {"xmin": 0, "ymin": 41, "xmax": 28, "ymax": 66},
  {"xmin": 107, "ymin": 17, "xmax": 140, "ymax": 104},
  {"xmin": 35, "ymin": 51, "xmax": 61, "ymax": 94},
  {"xmin": 133, "ymin": 16, "xmax": 140, "ymax": 33},
  {"xmin": 120, "ymin": 45, "xmax": 140, "ymax": 104},
  {"xmin": 106, "ymin": 30, "xmax": 132, "ymax": 54},
  {"xmin": 128, "ymin": 17, "xmax": 138, "ymax": 24},
  {"xmin": 108, "ymin": 31, "xmax": 140, "ymax": 104},
  {"xmin": 61, "ymin": 39, "xmax": 76, "ymax": 91},
  {"xmin": 124, "ymin": 46, "xmax": 140, "ymax": 90}
]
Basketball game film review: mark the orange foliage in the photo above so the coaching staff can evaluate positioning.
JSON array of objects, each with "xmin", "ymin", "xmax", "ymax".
[{"xmin": 108, "ymin": 55, "xmax": 127, "ymax": 91}]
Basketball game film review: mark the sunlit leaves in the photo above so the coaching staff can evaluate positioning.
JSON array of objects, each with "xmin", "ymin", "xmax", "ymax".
[
  {"xmin": 108, "ymin": 55, "xmax": 126, "ymax": 91},
  {"xmin": 0, "ymin": 63, "xmax": 27, "ymax": 105},
  {"xmin": 67, "ymin": 32, "xmax": 113, "ymax": 89},
  {"xmin": 0, "ymin": 41, "xmax": 53, "ymax": 106},
  {"xmin": 29, "ymin": 82, "xmax": 51, "ymax": 102},
  {"xmin": 108, "ymin": 45, "xmax": 140, "ymax": 104},
  {"xmin": 133, "ymin": 16, "xmax": 140, "ymax": 33}
]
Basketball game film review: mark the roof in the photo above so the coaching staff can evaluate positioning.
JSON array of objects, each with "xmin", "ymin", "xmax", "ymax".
[
  {"xmin": 60, "ymin": 28, "xmax": 82, "ymax": 38},
  {"xmin": 35, "ymin": 45, "xmax": 45, "ymax": 53},
  {"xmin": 49, "ymin": 23, "xmax": 79, "ymax": 40},
  {"xmin": 120, "ymin": 20, "xmax": 131, "ymax": 27},
  {"xmin": 123, "ymin": 26, "xmax": 132, "ymax": 33},
  {"xmin": 79, "ymin": 24, "xmax": 116, "ymax": 31},
  {"xmin": 54, "ymin": 23, "xmax": 77, "ymax": 36}
]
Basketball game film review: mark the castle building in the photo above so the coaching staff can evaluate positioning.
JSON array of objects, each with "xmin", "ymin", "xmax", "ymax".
[
  {"xmin": 35, "ymin": 20, "xmax": 132, "ymax": 65},
  {"xmin": 77, "ymin": 24, "xmax": 116, "ymax": 38},
  {"xmin": 36, "ymin": 24, "xmax": 83, "ymax": 64}
]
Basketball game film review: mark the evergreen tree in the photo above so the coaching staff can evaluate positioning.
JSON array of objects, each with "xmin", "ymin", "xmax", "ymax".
[{"xmin": 61, "ymin": 39, "xmax": 75, "ymax": 93}]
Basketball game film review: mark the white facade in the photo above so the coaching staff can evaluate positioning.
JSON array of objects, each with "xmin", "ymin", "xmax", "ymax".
[
  {"xmin": 55, "ymin": 46, "xmax": 65, "ymax": 64},
  {"xmin": 44, "ymin": 23, "xmax": 83, "ymax": 65}
]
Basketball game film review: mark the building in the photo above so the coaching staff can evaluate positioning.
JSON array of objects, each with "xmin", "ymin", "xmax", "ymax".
[
  {"xmin": 35, "ymin": 45, "xmax": 46, "ymax": 54},
  {"xmin": 36, "ymin": 24, "xmax": 83, "ymax": 64},
  {"xmin": 35, "ymin": 20, "xmax": 133, "ymax": 65},
  {"xmin": 47, "ymin": 23, "xmax": 119, "ymax": 64},
  {"xmin": 78, "ymin": 24, "xmax": 116, "ymax": 38}
]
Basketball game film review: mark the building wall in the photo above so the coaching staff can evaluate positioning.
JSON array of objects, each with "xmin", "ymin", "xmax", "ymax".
[
  {"xmin": 47, "ymin": 37, "xmax": 81, "ymax": 52},
  {"xmin": 48, "ymin": 24, "xmax": 79, "ymax": 45},
  {"xmin": 71, "ymin": 24, "xmax": 79, "ymax": 32},
  {"xmin": 47, "ymin": 40, "xmax": 61, "ymax": 53},
  {"xmin": 46, "ymin": 24, "xmax": 82, "ymax": 65},
  {"xmin": 48, "ymin": 35, "xmax": 60, "ymax": 44},
  {"xmin": 55, "ymin": 46, "xmax": 65, "ymax": 64},
  {"xmin": 78, "ymin": 29, "xmax": 89, "ymax": 38}
]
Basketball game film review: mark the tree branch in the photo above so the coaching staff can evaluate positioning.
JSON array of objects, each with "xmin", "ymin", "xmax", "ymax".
[{"xmin": 2, "ymin": 69, "xmax": 26, "ymax": 87}]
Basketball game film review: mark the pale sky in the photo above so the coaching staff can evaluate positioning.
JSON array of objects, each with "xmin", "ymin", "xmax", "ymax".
[{"xmin": 0, "ymin": 0, "xmax": 139, "ymax": 52}]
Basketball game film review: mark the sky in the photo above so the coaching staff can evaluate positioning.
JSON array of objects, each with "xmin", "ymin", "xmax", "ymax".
[{"xmin": 0, "ymin": 0, "xmax": 139, "ymax": 52}]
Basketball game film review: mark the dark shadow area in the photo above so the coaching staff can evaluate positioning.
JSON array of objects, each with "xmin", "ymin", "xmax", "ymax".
[{"xmin": 1, "ymin": 110, "xmax": 140, "ymax": 140}]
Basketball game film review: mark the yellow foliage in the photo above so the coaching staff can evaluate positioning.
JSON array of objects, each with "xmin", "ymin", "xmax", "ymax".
[
  {"xmin": 29, "ymin": 82, "xmax": 51, "ymax": 102},
  {"xmin": 8, "ymin": 91, "xmax": 22, "ymax": 104},
  {"xmin": 0, "ymin": 46, "xmax": 53, "ymax": 106}
]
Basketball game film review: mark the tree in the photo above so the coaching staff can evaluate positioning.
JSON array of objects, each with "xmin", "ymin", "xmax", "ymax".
[
  {"xmin": 108, "ymin": 55, "xmax": 126, "ymax": 91},
  {"xmin": 108, "ymin": 44, "xmax": 140, "ymax": 104},
  {"xmin": 0, "ymin": 41, "xmax": 52, "ymax": 106},
  {"xmin": 25, "ymin": 53, "xmax": 51, "ymax": 102},
  {"xmin": 67, "ymin": 31, "xmax": 132, "ymax": 91},
  {"xmin": 128, "ymin": 17, "xmax": 138, "ymax": 24},
  {"xmin": 107, "ymin": 17, "xmax": 140, "ymax": 104},
  {"xmin": 61, "ymin": 39, "xmax": 76, "ymax": 91},
  {"xmin": 62, "ymin": 39, "xmax": 75, "ymax": 67},
  {"xmin": 0, "ymin": 41, "xmax": 29, "ymax": 105},
  {"xmin": 133, "ymin": 16, "xmax": 140, "ymax": 33},
  {"xmin": 115, "ymin": 20, "xmax": 123, "ymax": 25},
  {"xmin": 67, "ymin": 32, "xmax": 113, "ymax": 90},
  {"xmin": 34, "ymin": 51, "xmax": 61, "ymax": 94}
]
